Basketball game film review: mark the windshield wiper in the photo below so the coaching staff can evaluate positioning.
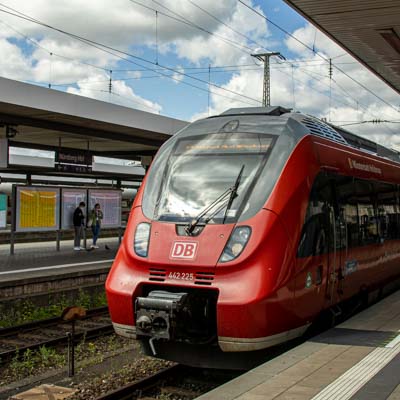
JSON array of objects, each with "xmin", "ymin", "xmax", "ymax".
[
  {"xmin": 222, "ymin": 164, "xmax": 245, "ymax": 224},
  {"xmin": 185, "ymin": 164, "xmax": 245, "ymax": 235},
  {"xmin": 185, "ymin": 189, "xmax": 231, "ymax": 235}
]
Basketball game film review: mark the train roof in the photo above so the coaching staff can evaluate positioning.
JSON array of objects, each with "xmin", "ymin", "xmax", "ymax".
[{"xmin": 209, "ymin": 106, "xmax": 400, "ymax": 165}]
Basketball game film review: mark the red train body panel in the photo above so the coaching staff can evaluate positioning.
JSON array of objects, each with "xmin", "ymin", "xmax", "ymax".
[{"xmin": 106, "ymin": 107, "xmax": 400, "ymax": 366}]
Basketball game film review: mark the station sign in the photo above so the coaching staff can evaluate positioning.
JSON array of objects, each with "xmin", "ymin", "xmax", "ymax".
[{"xmin": 55, "ymin": 149, "xmax": 92, "ymax": 173}]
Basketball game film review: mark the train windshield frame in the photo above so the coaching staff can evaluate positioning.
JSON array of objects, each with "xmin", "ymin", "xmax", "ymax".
[{"xmin": 146, "ymin": 132, "xmax": 277, "ymax": 225}]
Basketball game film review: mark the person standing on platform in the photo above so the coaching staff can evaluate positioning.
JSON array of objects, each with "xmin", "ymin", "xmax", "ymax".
[
  {"xmin": 89, "ymin": 203, "xmax": 103, "ymax": 249},
  {"xmin": 73, "ymin": 201, "xmax": 86, "ymax": 251}
]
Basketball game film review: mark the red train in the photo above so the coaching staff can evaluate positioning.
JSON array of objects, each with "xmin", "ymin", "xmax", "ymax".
[{"xmin": 106, "ymin": 106, "xmax": 400, "ymax": 368}]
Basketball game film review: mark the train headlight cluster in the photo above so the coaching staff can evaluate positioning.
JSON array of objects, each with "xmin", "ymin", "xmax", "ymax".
[
  {"xmin": 134, "ymin": 222, "xmax": 151, "ymax": 257},
  {"xmin": 219, "ymin": 226, "xmax": 251, "ymax": 263}
]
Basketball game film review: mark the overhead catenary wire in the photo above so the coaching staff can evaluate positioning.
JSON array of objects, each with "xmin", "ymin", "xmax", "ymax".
[
  {"xmin": 129, "ymin": 0, "xmax": 257, "ymax": 56},
  {"xmin": 0, "ymin": 3, "xmax": 261, "ymax": 106},
  {"xmin": 237, "ymin": 0, "xmax": 400, "ymax": 115},
  {"xmin": 155, "ymin": 10, "xmax": 158, "ymax": 65},
  {"xmin": 1, "ymin": 8, "xmax": 386, "ymax": 127},
  {"xmin": 296, "ymin": 66, "xmax": 399, "ymax": 137},
  {"xmin": 185, "ymin": 0, "xmax": 272, "ymax": 54},
  {"xmin": 0, "ymin": 17, "xmax": 262, "ymax": 77},
  {"xmin": 50, "ymin": 63, "xmax": 366, "ymax": 112},
  {"xmin": 276, "ymin": 64, "xmax": 357, "ymax": 110},
  {"xmin": 0, "ymin": 0, "xmax": 396, "ymax": 125},
  {"xmin": 0, "ymin": 12, "xmax": 262, "ymax": 75},
  {"xmin": 137, "ymin": 0, "xmax": 367, "ymax": 112},
  {"xmin": 0, "ymin": 1, "xmax": 376, "ymax": 117},
  {"xmin": 0, "ymin": 17, "xmax": 110, "ymax": 72},
  {"xmin": 0, "ymin": 11, "xmax": 371, "ymax": 76},
  {"xmin": 179, "ymin": 0, "xmax": 399, "ymax": 122},
  {"xmin": 338, "ymin": 120, "xmax": 400, "ymax": 127}
]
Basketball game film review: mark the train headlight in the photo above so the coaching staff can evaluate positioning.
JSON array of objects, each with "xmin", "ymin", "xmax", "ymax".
[
  {"xmin": 219, "ymin": 226, "xmax": 251, "ymax": 263},
  {"xmin": 134, "ymin": 222, "xmax": 151, "ymax": 257}
]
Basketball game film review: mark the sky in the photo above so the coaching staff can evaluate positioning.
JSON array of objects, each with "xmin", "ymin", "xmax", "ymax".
[{"xmin": 0, "ymin": 0, "xmax": 399, "ymax": 149}]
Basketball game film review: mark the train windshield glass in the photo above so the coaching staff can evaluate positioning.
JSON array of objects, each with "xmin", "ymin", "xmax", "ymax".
[{"xmin": 149, "ymin": 133, "xmax": 275, "ymax": 224}]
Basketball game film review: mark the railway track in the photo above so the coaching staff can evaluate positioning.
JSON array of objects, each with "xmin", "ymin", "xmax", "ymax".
[
  {"xmin": 0, "ymin": 306, "xmax": 113, "ymax": 363},
  {"xmin": 94, "ymin": 364, "xmax": 241, "ymax": 400}
]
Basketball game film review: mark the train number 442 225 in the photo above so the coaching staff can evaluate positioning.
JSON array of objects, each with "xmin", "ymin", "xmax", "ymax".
[{"xmin": 168, "ymin": 272, "xmax": 194, "ymax": 281}]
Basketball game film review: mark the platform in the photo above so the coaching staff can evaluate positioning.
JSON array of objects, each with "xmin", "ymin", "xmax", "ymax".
[
  {"xmin": 198, "ymin": 290, "xmax": 400, "ymax": 400},
  {"xmin": 0, "ymin": 237, "xmax": 119, "ymax": 277},
  {"xmin": 0, "ymin": 238, "xmax": 119, "ymax": 303}
]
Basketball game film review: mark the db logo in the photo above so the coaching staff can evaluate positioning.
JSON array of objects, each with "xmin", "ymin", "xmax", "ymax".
[{"xmin": 170, "ymin": 242, "xmax": 198, "ymax": 259}]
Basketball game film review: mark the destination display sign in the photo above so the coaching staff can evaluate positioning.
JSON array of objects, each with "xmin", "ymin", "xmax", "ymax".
[
  {"xmin": 175, "ymin": 136, "xmax": 273, "ymax": 155},
  {"xmin": 88, "ymin": 189, "xmax": 122, "ymax": 228},
  {"xmin": 61, "ymin": 188, "xmax": 87, "ymax": 229},
  {"xmin": 15, "ymin": 186, "xmax": 60, "ymax": 232}
]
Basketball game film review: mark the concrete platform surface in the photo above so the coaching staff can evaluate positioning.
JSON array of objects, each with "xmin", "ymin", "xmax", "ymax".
[
  {"xmin": 0, "ymin": 238, "xmax": 119, "ymax": 304},
  {"xmin": 198, "ymin": 290, "xmax": 400, "ymax": 400},
  {"xmin": 0, "ymin": 237, "xmax": 119, "ymax": 277}
]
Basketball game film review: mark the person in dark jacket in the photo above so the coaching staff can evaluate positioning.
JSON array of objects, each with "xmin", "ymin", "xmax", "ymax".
[{"xmin": 73, "ymin": 201, "xmax": 86, "ymax": 250}]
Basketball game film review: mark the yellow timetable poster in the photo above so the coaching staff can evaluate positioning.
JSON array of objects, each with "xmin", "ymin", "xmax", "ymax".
[{"xmin": 16, "ymin": 187, "xmax": 60, "ymax": 231}]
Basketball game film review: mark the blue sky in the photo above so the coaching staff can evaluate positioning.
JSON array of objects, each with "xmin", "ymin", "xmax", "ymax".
[{"xmin": 0, "ymin": 0, "xmax": 398, "ymax": 148}]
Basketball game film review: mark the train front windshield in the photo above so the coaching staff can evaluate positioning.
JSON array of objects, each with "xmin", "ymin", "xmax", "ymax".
[{"xmin": 143, "ymin": 132, "xmax": 276, "ymax": 224}]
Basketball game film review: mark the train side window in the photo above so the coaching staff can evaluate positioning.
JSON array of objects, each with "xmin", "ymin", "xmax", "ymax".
[
  {"xmin": 375, "ymin": 182, "xmax": 399, "ymax": 240},
  {"xmin": 355, "ymin": 179, "xmax": 378, "ymax": 245},
  {"xmin": 343, "ymin": 203, "xmax": 359, "ymax": 247},
  {"xmin": 297, "ymin": 173, "xmax": 332, "ymax": 258}
]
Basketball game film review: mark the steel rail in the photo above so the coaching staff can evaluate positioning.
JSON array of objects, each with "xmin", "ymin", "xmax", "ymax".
[
  {"xmin": 0, "ymin": 306, "xmax": 112, "ymax": 363},
  {"xmin": 94, "ymin": 364, "xmax": 185, "ymax": 400}
]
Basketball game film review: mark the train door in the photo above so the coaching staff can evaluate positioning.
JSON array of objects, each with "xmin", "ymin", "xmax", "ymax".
[
  {"xmin": 325, "ymin": 176, "xmax": 350, "ymax": 309},
  {"xmin": 295, "ymin": 173, "xmax": 335, "ymax": 322},
  {"xmin": 324, "ymin": 206, "xmax": 344, "ymax": 308}
]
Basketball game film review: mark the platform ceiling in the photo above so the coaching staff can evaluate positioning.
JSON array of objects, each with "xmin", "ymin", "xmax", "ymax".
[
  {"xmin": 283, "ymin": 0, "xmax": 400, "ymax": 95},
  {"xmin": 0, "ymin": 77, "xmax": 188, "ymax": 159}
]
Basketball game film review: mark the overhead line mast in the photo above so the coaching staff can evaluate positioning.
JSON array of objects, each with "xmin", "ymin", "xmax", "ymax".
[{"xmin": 251, "ymin": 52, "xmax": 285, "ymax": 106}]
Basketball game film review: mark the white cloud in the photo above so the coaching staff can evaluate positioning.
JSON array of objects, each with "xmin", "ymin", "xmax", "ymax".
[
  {"xmin": 0, "ymin": 0, "xmax": 270, "ymax": 109},
  {"xmin": 0, "ymin": 0, "xmax": 397, "ymax": 150},
  {"xmin": 0, "ymin": 36, "xmax": 32, "ymax": 80},
  {"xmin": 190, "ymin": 21, "xmax": 399, "ymax": 149},
  {"xmin": 171, "ymin": 65, "xmax": 185, "ymax": 84},
  {"xmin": 67, "ymin": 74, "xmax": 162, "ymax": 113},
  {"xmin": 173, "ymin": 0, "xmax": 269, "ymax": 65}
]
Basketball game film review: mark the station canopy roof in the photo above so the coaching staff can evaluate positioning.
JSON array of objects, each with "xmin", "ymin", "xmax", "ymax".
[
  {"xmin": 284, "ymin": 0, "xmax": 400, "ymax": 94},
  {"xmin": 0, "ymin": 76, "xmax": 188, "ymax": 160}
]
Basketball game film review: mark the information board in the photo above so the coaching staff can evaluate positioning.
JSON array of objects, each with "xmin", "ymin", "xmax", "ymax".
[
  {"xmin": 88, "ymin": 189, "xmax": 122, "ymax": 228},
  {"xmin": 0, "ymin": 193, "xmax": 7, "ymax": 229},
  {"xmin": 15, "ymin": 186, "xmax": 60, "ymax": 232},
  {"xmin": 61, "ymin": 188, "xmax": 87, "ymax": 229}
]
